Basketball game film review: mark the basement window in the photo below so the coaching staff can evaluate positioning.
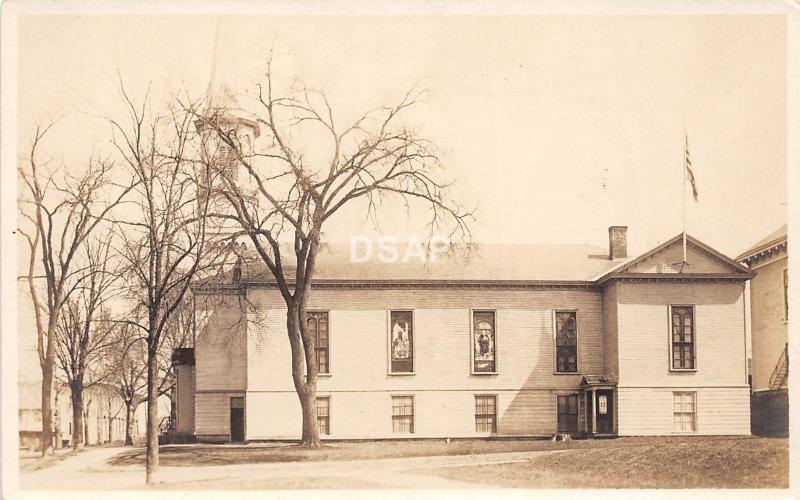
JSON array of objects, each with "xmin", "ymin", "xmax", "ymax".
[
  {"xmin": 673, "ymin": 392, "xmax": 696, "ymax": 432},
  {"xmin": 392, "ymin": 396, "xmax": 414, "ymax": 433},
  {"xmin": 475, "ymin": 395, "xmax": 497, "ymax": 433}
]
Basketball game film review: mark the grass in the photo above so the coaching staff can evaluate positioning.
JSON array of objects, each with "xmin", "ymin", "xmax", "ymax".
[
  {"xmin": 416, "ymin": 436, "xmax": 789, "ymax": 488},
  {"xmin": 108, "ymin": 437, "xmax": 629, "ymax": 467}
]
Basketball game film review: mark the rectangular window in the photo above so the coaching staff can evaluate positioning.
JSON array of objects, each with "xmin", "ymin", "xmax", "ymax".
[
  {"xmin": 673, "ymin": 392, "xmax": 696, "ymax": 432},
  {"xmin": 316, "ymin": 397, "xmax": 330, "ymax": 436},
  {"xmin": 473, "ymin": 311, "xmax": 496, "ymax": 373},
  {"xmin": 391, "ymin": 396, "xmax": 414, "ymax": 433},
  {"xmin": 475, "ymin": 395, "xmax": 497, "ymax": 432},
  {"xmin": 390, "ymin": 311, "xmax": 414, "ymax": 373},
  {"xmin": 555, "ymin": 311, "xmax": 578, "ymax": 373},
  {"xmin": 307, "ymin": 312, "xmax": 329, "ymax": 374},
  {"xmin": 671, "ymin": 305, "xmax": 695, "ymax": 370},
  {"xmin": 557, "ymin": 394, "xmax": 579, "ymax": 433},
  {"xmin": 784, "ymin": 268, "xmax": 789, "ymax": 320}
]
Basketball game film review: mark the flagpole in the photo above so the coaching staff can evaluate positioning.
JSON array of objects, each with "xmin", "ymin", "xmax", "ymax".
[{"xmin": 682, "ymin": 128, "xmax": 688, "ymax": 264}]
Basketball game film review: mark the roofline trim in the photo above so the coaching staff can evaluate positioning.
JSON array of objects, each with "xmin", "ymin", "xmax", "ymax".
[
  {"xmin": 194, "ymin": 279, "xmax": 601, "ymax": 292},
  {"xmin": 736, "ymin": 236, "xmax": 788, "ymax": 263},
  {"xmin": 597, "ymin": 272, "xmax": 753, "ymax": 286},
  {"xmin": 594, "ymin": 232, "xmax": 751, "ymax": 280}
]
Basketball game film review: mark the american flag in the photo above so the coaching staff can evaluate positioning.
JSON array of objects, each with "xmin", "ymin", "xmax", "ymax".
[{"xmin": 685, "ymin": 133, "xmax": 698, "ymax": 201}]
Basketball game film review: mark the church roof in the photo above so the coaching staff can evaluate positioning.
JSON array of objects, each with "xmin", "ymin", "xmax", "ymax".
[
  {"xmin": 230, "ymin": 242, "xmax": 620, "ymax": 285},
  {"xmin": 736, "ymin": 224, "xmax": 787, "ymax": 262},
  {"xmin": 198, "ymin": 232, "xmax": 752, "ymax": 289}
]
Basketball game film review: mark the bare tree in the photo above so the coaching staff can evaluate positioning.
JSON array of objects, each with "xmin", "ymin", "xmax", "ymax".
[
  {"xmin": 196, "ymin": 56, "xmax": 473, "ymax": 446},
  {"xmin": 18, "ymin": 125, "xmax": 134, "ymax": 455},
  {"xmin": 108, "ymin": 84, "xmax": 227, "ymax": 482},
  {"xmin": 54, "ymin": 230, "xmax": 122, "ymax": 449},
  {"xmin": 109, "ymin": 322, "xmax": 147, "ymax": 446}
]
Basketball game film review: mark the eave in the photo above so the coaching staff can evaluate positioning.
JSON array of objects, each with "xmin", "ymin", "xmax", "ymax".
[{"xmin": 597, "ymin": 272, "xmax": 754, "ymax": 287}]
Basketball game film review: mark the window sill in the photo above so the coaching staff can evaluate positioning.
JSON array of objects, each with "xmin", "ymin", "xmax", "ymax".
[
  {"xmin": 388, "ymin": 372, "xmax": 415, "ymax": 376},
  {"xmin": 317, "ymin": 373, "xmax": 332, "ymax": 378},
  {"xmin": 553, "ymin": 371, "xmax": 580, "ymax": 376},
  {"xmin": 471, "ymin": 372, "xmax": 499, "ymax": 376},
  {"xmin": 669, "ymin": 369, "xmax": 698, "ymax": 373}
]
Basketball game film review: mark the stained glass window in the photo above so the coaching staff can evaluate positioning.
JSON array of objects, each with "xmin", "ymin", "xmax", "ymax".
[
  {"xmin": 473, "ymin": 311, "xmax": 496, "ymax": 373},
  {"xmin": 307, "ymin": 312, "xmax": 329, "ymax": 374},
  {"xmin": 390, "ymin": 311, "xmax": 413, "ymax": 373},
  {"xmin": 555, "ymin": 311, "xmax": 578, "ymax": 373},
  {"xmin": 671, "ymin": 306, "xmax": 695, "ymax": 370}
]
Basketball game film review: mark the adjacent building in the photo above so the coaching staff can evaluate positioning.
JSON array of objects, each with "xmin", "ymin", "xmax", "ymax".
[
  {"xmin": 175, "ymin": 226, "xmax": 754, "ymax": 441},
  {"xmin": 737, "ymin": 225, "xmax": 788, "ymax": 436}
]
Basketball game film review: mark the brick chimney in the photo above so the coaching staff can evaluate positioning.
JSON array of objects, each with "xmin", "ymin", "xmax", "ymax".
[{"xmin": 609, "ymin": 226, "xmax": 628, "ymax": 260}]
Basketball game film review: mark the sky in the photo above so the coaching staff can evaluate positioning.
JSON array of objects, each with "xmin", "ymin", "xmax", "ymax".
[{"xmin": 15, "ymin": 14, "xmax": 787, "ymax": 259}]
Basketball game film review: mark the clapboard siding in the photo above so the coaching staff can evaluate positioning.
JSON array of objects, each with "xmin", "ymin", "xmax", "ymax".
[
  {"xmin": 175, "ymin": 365, "xmax": 195, "ymax": 434},
  {"xmin": 195, "ymin": 392, "xmax": 236, "ymax": 437},
  {"xmin": 246, "ymin": 288, "xmax": 604, "ymax": 394},
  {"xmin": 195, "ymin": 295, "xmax": 247, "ymax": 392},
  {"xmin": 618, "ymin": 387, "xmax": 749, "ymax": 435},
  {"xmin": 246, "ymin": 389, "xmax": 562, "ymax": 439},
  {"xmin": 602, "ymin": 284, "xmax": 619, "ymax": 378},
  {"xmin": 748, "ymin": 255, "xmax": 788, "ymax": 391},
  {"xmin": 616, "ymin": 282, "xmax": 747, "ymax": 387}
]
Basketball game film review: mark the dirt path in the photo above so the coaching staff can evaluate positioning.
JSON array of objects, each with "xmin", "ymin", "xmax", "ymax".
[{"xmin": 20, "ymin": 446, "xmax": 566, "ymax": 490}]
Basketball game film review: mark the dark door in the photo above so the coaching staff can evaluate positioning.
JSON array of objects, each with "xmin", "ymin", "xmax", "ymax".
[
  {"xmin": 230, "ymin": 397, "xmax": 245, "ymax": 442},
  {"xmin": 595, "ymin": 390, "xmax": 613, "ymax": 434}
]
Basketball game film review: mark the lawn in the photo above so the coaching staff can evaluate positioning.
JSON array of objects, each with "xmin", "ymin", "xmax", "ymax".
[
  {"xmin": 109, "ymin": 438, "xmax": 593, "ymax": 466},
  {"xmin": 108, "ymin": 435, "xmax": 787, "ymax": 489},
  {"xmin": 417, "ymin": 436, "xmax": 788, "ymax": 489}
]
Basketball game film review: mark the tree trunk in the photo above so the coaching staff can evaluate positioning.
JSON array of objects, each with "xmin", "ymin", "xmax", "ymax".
[
  {"xmin": 40, "ymin": 361, "xmax": 54, "ymax": 455},
  {"xmin": 298, "ymin": 390, "xmax": 320, "ymax": 447},
  {"xmin": 286, "ymin": 306, "xmax": 320, "ymax": 447},
  {"xmin": 145, "ymin": 344, "xmax": 159, "ymax": 484},
  {"xmin": 70, "ymin": 382, "xmax": 85, "ymax": 449},
  {"xmin": 124, "ymin": 402, "xmax": 135, "ymax": 446}
]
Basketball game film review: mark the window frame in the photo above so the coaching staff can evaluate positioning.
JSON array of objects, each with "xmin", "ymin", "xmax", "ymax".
[
  {"xmin": 668, "ymin": 304, "xmax": 698, "ymax": 372},
  {"xmin": 391, "ymin": 395, "xmax": 415, "ymax": 434},
  {"xmin": 387, "ymin": 309, "xmax": 416, "ymax": 376},
  {"xmin": 474, "ymin": 394, "xmax": 498, "ymax": 434},
  {"xmin": 555, "ymin": 392, "xmax": 580, "ymax": 434},
  {"xmin": 306, "ymin": 310, "xmax": 331, "ymax": 376},
  {"xmin": 316, "ymin": 396, "xmax": 331, "ymax": 436},
  {"xmin": 672, "ymin": 391, "xmax": 697, "ymax": 433},
  {"xmin": 553, "ymin": 309, "xmax": 579, "ymax": 374},
  {"xmin": 470, "ymin": 309, "xmax": 498, "ymax": 375}
]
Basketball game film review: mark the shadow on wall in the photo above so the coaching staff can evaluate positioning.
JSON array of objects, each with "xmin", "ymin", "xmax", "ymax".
[
  {"xmin": 195, "ymin": 291, "xmax": 251, "ymax": 372},
  {"xmin": 498, "ymin": 296, "xmax": 588, "ymax": 437}
]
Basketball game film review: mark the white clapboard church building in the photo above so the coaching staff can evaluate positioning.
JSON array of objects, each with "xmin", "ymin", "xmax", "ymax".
[{"xmin": 172, "ymin": 225, "xmax": 754, "ymax": 442}]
